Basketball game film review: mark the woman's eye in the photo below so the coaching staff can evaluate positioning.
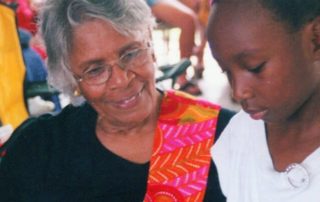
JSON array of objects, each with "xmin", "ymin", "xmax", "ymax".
[
  {"xmin": 121, "ymin": 49, "xmax": 140, "ymax": 63},
  {"xmin": 248, "ymin": 62, "xmax": 266, "ymax": 74},
  {"xmin": 85, "ymin": 66, "xmax": 106, "ymax": 78}
]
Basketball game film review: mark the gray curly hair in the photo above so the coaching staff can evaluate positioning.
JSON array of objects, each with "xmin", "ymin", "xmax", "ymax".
[{"xmin": 39, "ymin": 0, "xmax": 155, "ymax": 105}]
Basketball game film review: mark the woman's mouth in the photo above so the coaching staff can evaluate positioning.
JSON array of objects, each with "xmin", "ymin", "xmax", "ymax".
[{"xmin": 113, "ymin": 88, "xmax": 143, "ymax": 109}]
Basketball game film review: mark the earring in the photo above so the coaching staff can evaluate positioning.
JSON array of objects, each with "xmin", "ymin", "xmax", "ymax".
[
  {"xmin": 152, "ymin": 52, "xmax": 157, "ymax": 62},
  {"xmin": 73, "ymin": 89, "xmax": 81, "ymax": 96}
]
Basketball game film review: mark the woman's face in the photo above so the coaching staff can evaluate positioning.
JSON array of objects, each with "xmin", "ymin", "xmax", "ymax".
[
  {"xmin": 207, "ymin": 2, "xmax": 320, "ymax": 123},
  {"xmin": 69, "ymin": 19, "xmax": 159, "ymax": 125}
]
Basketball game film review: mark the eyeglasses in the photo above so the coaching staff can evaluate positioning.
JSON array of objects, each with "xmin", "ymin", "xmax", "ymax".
[{"xmin": 73, "ymin": 47, "xmax": 151, "ymax": 85}]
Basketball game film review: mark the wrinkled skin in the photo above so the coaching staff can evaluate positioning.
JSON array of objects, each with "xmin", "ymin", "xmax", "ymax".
[{"xmin": 69, "ymin": 19, "xmax": 161, "ymax": 131}]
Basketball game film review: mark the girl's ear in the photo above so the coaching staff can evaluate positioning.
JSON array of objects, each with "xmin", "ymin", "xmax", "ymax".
[{"xmin": 311, "ymin": 16, "xmax": 320, "ymax": 59}]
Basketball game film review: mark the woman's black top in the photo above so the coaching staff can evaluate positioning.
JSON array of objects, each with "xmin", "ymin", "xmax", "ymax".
[{"xmin": 0, "ymin": 103, "xmax": 234, "ymax": 201}]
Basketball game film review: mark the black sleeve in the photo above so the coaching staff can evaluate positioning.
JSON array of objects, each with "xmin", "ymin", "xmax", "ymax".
[
  {"xmin": 204, "ymin": 162, "xmax": 227, "ymax": 202},
  {"xmin": 204, "ymin": 108, "xmax": 236, "ymax": 202},
  {"xmin": 215, "ymin": 108, "xmax": 236, "ymax": 141},
  {"xmin": 0, "ymin": 117, "xmax": 44, "ymax": 201}
]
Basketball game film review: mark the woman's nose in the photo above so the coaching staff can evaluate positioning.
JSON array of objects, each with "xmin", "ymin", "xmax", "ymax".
[{"xmin": 107, "ymin": 64, "xmax": 134, "ymax": 90}]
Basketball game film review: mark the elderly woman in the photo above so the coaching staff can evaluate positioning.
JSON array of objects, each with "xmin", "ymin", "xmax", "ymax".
[{"xmin": 0, "ymin": 0, "xmax": 233, "ymax": 201}]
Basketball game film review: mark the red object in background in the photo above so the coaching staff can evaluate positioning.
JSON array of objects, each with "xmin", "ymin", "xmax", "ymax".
[
  {"xmin": 16, "ymin": 0, "xmax": 48, "ymax": 59},
  {"xmin": 32, "ymin": 45, "xmax": 47, "ymax": 59},
  {"xmin": 0, "ymin": 150, "xmax": 6, "ymax": 158},
  {"xmin": 16, "ymin": 0, "xmax": 38, "ymax": 35}
]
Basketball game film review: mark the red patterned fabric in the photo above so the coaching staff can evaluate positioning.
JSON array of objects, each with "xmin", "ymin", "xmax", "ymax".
[{"xmin": 144, "ymin": 90, "xmax": 220, "ymax": 202}]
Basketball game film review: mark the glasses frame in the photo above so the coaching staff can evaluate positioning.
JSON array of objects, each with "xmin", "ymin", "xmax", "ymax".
[{"xmin": 71, "ymin": 44, "xmax": 152, "ymax": 86}]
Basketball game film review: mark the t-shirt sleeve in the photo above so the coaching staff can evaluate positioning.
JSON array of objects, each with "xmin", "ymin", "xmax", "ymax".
[
  {"xmin": 203, "ymin": 108, "xmax": 235, "ymax": 201},
  {"xmin": 211, "ymin": 119, "xmax": 232, "ymax": 197},
  {"xmin": 211, "ymin": 110, "xmax": 246, "ymax": 197},
  {"xmin": 211, "ymin": 110, "xmax": 252, "ymax": 198}
]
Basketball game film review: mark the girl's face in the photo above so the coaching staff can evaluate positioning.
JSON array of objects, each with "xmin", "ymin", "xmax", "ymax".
[{"xmin": 207, "ymin": 2, "xmax": 320, "ymax": 123}]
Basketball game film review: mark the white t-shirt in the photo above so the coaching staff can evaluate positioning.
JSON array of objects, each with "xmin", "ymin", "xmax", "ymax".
[{"xmin": 211, "ymin": 110, "xmax": 320, "ymax": 202}]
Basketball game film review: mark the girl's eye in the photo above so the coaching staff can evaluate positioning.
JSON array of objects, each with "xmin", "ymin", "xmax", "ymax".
[{"xmin": 248, "ymin": 62, "xmax": 266, "ymax": 74}]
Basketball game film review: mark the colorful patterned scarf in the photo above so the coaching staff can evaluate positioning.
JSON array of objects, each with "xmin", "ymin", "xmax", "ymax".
[{"xmin": 144, "ymin": 91, "xmax": 220, "ymax": 202}]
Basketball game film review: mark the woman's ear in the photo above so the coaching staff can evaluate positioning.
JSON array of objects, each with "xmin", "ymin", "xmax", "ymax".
[
  {"xmin": 146, "ymin": 28, "xmax": 156, "ymax": 62},
  {"xmin": 311, "ymin": 16, "xmax": 320, "ymax": 59},
  {"xmin": 151, "ymin": 51, "xmax": 157, "ymax": 62}
]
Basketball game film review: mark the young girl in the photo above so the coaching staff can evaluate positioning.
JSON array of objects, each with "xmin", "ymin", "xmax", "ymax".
[{"xmin": 207, "ymin": 0, "xmax": 320, "ymax": 201}]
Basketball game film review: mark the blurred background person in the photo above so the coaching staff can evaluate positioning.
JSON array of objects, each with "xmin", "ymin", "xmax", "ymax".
[
  {"xmin": 180, "ymin": 0, "xmax": 211, "ymax": 79},
  {"xmin": 147, "ymin": 0, "xmax": 202, "ymax": 95}
]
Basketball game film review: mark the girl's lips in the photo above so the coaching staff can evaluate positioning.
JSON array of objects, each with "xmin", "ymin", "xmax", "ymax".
[{"xmin": 246, "ymin": 109, "xmax": 267, "ymax": 120}]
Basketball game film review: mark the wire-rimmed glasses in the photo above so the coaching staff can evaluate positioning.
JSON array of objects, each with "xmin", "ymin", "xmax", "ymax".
[{"xmin": 73, "ymin": 46, "xmax": 151, "ymax": 85}]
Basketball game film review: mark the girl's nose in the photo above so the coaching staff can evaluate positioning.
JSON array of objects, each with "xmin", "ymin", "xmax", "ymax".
[{"xmin": 231, "ymin": 75, "xmax": 253, "ymax": 103}]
